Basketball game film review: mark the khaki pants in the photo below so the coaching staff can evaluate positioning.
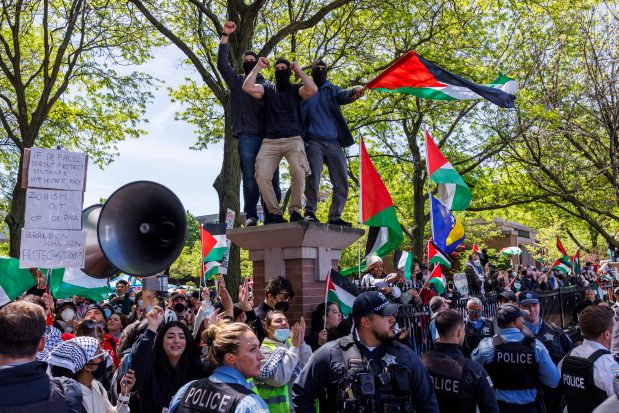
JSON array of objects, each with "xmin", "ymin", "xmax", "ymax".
[{"xmin": 255, "ymin": 136, "xmax": 310, "ymax": 215}]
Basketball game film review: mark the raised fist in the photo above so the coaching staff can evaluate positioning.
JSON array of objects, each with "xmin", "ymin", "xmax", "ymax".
[
  {"xmin": 291, "ymin": 61, "xmax": 300, "ymax": 73},
  {"xmin": 257, "ymin": 57, "xmax": 269, "ymax": 68},
  {"xmin": 223, "ymin": 21, "xmax": 236, "ymax": 35}
]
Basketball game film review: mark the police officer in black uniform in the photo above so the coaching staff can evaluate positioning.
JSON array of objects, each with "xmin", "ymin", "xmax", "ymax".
[
  {"xmin": 421, "ymin": 309, "xmax": 499, "ymax": 413},
  {"xmin": 463, "ymin": 297, "xmax": 493, "ymax": 357},
  {"xmin": 559, "ymin": 305, "xmax": 619, "ymax": 412},
  {"xmin": 519, "ymin": 291, "xmax": 572, "ymax": 413},
  {"xmin": 491, "ymin": 290, "xmax": 517, "ymax": 334},
  {"xmin": 291, "ymin": 291, "xmax": 439, "ymax": 413}
]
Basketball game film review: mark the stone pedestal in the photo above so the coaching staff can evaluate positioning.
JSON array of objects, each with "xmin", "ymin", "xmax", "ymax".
[{"xmin": 227, "ymin": 221, "xmax": 364, "ymax": 322}]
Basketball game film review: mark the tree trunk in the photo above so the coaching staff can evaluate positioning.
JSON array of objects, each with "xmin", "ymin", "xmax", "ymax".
[
  {"xmin": 5, "ymin": 149, "xmax": 26, "ymax": 258},
  {"xmin": 213, "ymin": 102, "xmax": 241, "ymax": 300},
  {"xmin": 403, "ymin": 115, "xmax": 425, "ymax": 263}
]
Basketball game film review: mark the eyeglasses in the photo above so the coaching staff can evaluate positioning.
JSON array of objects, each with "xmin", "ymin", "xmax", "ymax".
[
  {"xmin": 468, "ymin": 309, "xmax": 483, "ymax": 315},
  {"xmin": 83, "ymin": 320, "xmax": 106, "ymax": 329}
]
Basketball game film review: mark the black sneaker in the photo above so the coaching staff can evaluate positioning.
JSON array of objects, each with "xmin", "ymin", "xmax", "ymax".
[
  {"xmin": 244, "ymin": 217, "xmax": 258, "ymax": 227},
  {"xmin": 304, "ymin": 212, "xmax": 320, "ymax": 223},
  {"xmin": 265, "ymin": 214, "xmax": 287, "ymax": 225},
  {"xmin": 290, "ymin": 211, "xmax": 303, "ymax": 222},
  {"xmin": 328, "ymin": 218, "xmax": 353, "ymax": 227}
]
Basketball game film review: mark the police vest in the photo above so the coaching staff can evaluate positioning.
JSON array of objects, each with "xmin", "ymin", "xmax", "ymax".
[
  {"xmin": 463, "ymin": 319, "xmax": 493, "ymax": 357},
  {"xmin": 534, "ymin": 321, "xmax": 565, "ymax": 364},
  {"xmin": 175, "ymin": 380, "xmax": 253, "ymax": 413},
  {"xmin": 332, "ymin": 336, "xmax": 413, "ymax": 413},
  {"xmin": 485, "ymin": 335, "xmax": 538, "ymax": 390},
  {"xmin": 255, "ymin": 340, "xmax": 291, "ymax": 413},
  {"xmin": 421, "ymin": 351, "xmax": 476, "ymax": 413},
  {"xmin": 561, "ymin": 348, "xmax": 610, "ymax": 413}
]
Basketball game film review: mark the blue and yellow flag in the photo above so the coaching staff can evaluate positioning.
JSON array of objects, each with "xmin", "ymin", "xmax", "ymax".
[{"xmin": 430, "ymin": 196, "xmax": 465, "ymax": 253}]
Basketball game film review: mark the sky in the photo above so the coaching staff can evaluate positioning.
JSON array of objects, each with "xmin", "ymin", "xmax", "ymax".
[{"xmin": 83, "ymin": 46, "xmax": 223, "ymax": 217}]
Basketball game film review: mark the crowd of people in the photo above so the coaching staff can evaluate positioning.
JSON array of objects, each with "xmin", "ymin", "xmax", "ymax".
[{"xmin": 2, "ymin": 254, "xmax": 619, "ymax": 413}]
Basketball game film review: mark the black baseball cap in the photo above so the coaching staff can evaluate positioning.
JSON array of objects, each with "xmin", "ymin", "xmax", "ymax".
[
  {"xmin": 352, "ymin": 291, "xmax": 401, "ymax": 318},
  {"xmin": 496, "ymin": 304, "xmax": 529, "ymax": 326},
  {"xmin": 498, "ymin": 290, "xmax": 517, "ymax": 302}
]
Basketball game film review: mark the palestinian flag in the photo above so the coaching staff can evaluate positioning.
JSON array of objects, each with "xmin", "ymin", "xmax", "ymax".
[
  {"xmin": 0, "ymin": 257, "xmax": 37, "ymax": 306},
  {"xmin": 428, "ymin": 240, "xmax": 451, "ymax": 268},
  {"xmin": 591, "ymin": 280, "xmax": 604, "ymax": 300},
  {"xmin": 571, "ymin": 249, "xmax": 580, "ymax": 274},
  {"xmin": 366, "ymin": 51, "xmax": 518, "ymax": 108},
  {"xmin": 425, "ymin": 130, "xmax": 471, "ymax": 210},
  {"xmin": 203, "ymin": 261, "xmax": 221, "ymax": 281},
  {"xmin": 359, "ymin": 138, "xmax": 403, "ymax": 258},
  {"xmin": 325, "ymin": 269, "xmax": 361, "ymax": 317},
  {"xmin": 202, "ymin": 223, "xmax": 227, "ymax": 262},
  {"xmin": 49, "ymin": 267, "xmax": 110, "ymax": 303},
  {"xmin": 394, "ymin": 250, "xmax": 413, "ymax": 280},
  {"xmin": 427, "ymin": 264, "xmax": 446, "ymax": 294},
  {"xmin": 551, "ymin": 259, "xmax": 570, "ymax": 274}
]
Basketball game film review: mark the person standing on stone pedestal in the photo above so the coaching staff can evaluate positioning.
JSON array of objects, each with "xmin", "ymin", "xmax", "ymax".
[
  {"xmin": 243, "ymin": 56, "xmax": 317, "ymax": 224},
  {"xmin": 301, "ymin": 60, "xmax": 364, "ymax": 227},
  {"xmin": 217, "ymin": 21, "xmax": 281, "ymax": 227}
]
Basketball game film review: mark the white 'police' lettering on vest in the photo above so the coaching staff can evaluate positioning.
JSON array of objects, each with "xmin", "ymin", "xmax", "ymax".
[
  {"xmin": 496, "ymin": 351, "xmax": 533, "ymax": 364},
  {"xmin": 184, "ymin": 387, "xmax": 232, "ymax": 412},
  {"xmin": 562, "ymin": 373, "xmax": 585, "ymax": 389},
  {"xmin": 430, "ymin": 375, "xmax": 460, "ymax": 393}
]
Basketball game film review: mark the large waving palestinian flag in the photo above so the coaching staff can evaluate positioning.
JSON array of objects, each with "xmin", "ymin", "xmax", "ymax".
[
  {"xmin": 425, "ymin": 130, "xmax": 471, "ymax": 210},
  {"xmin": 367, "ymin": 51, "xmax": 518, "ymax": 108},
  {"xmin": 325, "ymin": 269, "xmax": 361, "ymax": 317}
]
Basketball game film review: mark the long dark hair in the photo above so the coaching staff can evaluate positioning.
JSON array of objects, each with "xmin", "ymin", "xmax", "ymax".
[
  {"xmin": 152, "ymin": 321, "xmax": 199, "ymax": 400},
  {"xmin": 311, "ymin": 302, "xmax": 336, "ymax": 331}
]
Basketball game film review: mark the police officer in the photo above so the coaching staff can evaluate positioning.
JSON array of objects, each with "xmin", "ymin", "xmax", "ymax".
[
  {"xmin": 592, "ymin": 316, "xmax": 619, "ymax": 412},
  {"xmin": 462, "ymin": 297, "xmax": 493, "ymax": 357},
  {"xmin": 559, "ymin": 305, "xmax": 619, "ymax": 412},
  {"xmin": 291, "ymin": 291, "xmax": 439, "ymax": 413},
  {"xmin": 491, "ymin": 290, "xmax": 517, "ymax": 334},
  {"xmin": 471, "ymin": 304, "xmax": 560, "ymax": 413},
  {"xmin": 421, "ymin": 309, "xmax": 499, "ymax": 413},
  {"xmin": 519, "ymin": 291, "xmax": 572, "ymax": 413}
]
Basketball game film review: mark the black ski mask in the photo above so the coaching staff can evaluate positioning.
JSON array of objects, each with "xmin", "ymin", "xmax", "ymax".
[
  {"xmin": 311, "ymin": 59, "xmax": 328, "ymax": 87},
  {"xmin": 242, "ymin": 51, "xmax": 258, "ymax": 76},
  {"xmin": 274, "ymin": 58, "xmax": 292, "ymax": 90}
]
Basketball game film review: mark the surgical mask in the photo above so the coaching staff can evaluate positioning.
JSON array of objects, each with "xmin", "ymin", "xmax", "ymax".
[
  {"xmin": 275, "ymin": 69, "xmax": 292, "ymax": 90},
  {"xmin": 273, "ymin": 328, "xmax": 291, "ymax": 343},
  {"xmin": 243, "ymin": 60, "xmax": 257, "ymax": 75},
  {"xmin": 103, "ymin": 308, "xmax": 112, "ymax": 320},
  {"xmin": 61, "ymin": 308, "xmax": 75, "ymax": 322},
  {"xmin": 473, "ymin": 260, "xmax": 481, "ymax": 266},
  {"xmin": 274, "ymin": 301, "xmax": 289, "ymax": 313}
]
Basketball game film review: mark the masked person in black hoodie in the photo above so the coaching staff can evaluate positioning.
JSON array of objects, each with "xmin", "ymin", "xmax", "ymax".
[
  {"xmin": 243, "ymin": 55, "xmax": 318, "ymax": 224},
  {"xmin": 301, "ymin": 59, "xmax": 364, "ymax": 226},
  {"xmin": 217, "ymin": 21, "xmax": 281, "ymax": 227}
]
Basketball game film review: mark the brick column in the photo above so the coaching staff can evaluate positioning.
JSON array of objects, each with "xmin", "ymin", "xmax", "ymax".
[{"xmin": 227, "ymin": 221, "xmax": 363, "ymax": 322}]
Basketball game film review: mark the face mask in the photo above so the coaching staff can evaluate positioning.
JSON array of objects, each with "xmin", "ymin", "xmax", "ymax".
[
  {"xmin": 273, "ymin": 328, "xmax": 291, "ymax": 343},
  {"xmin": 311, "ymin": 68, "xmax": 327, "ymax": 87},
  {"xmin": 275, "ymin": 69, "xmax": 292, "ymax": 90},
  {"xmin": 274, "ymin": 301, "xmax": 289, "ymax": 313},
  {"xmin": 243, "ymin": 60, "xmax": 257, "ymax": 75},
  {"xmin": 61, "ymin": 308, "xmax": 75, "ymax": 322},
  {"xmin": 103, "ymin": 308, "xmax": 112, "ymax": 320},
  {"xmin": 473, "ymin": 260, "xmax": 481, "ymax": 266},
  {"xmin": 137, "ymin": 300, "xmax": 144, "ymax": 308},
  {"xmin": 90, "ymin": 360, "xmax": 107, "ymax": 380}
]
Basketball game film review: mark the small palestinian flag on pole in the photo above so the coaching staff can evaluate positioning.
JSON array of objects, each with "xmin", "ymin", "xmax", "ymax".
[
  {"xmin": 571, "ymin": 249, "xmax": 580, "ymax": 275},
  {"xmin": 551, "ymin": 259, "xmax": 570, "ymax": 275},
  {"xmin": 425, "ymin": 130, "xmax": 471, "ymax": 210},
  {"xmin": 427, "ymin": 264, "xmax": 446, "ymax": 294},
  {"xmin": 393, "ymin": 250, "xmax": 413, "ymax": 280},
  {"xmin": 428, "ymin": 240, "xmax": 451, "ymax": 268},
  {"xmin": 201, "ymin": 223, "xmax": 227, "ymax": 281},
  {"xmin": 325, "ymin": 269, "xmax": 361, "ymax": 317},
  {"xmin": 366, "ymin": 51, "xmax": 518, "ymax": 108}
]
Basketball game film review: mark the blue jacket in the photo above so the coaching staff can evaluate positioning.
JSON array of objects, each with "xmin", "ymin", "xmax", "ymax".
[
  {"xmin": 471, "ymin": 327, "xmax": 560, "ymax": 404},
  {"xmin": 217, "ymin": 43, "xmax": 266, "ymax": 137},
  {"xmin": 301, "ymin": 81, "xmax": 357, "ymax": 148},
  {"xmin": 0, "ymin": 360, "xmax": 82, "ymax": 412}
]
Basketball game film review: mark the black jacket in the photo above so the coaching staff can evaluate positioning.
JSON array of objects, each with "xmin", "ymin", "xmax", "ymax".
[{"xmin": 217, "ymin": 43, "xmax": 266, "ymax": 137}]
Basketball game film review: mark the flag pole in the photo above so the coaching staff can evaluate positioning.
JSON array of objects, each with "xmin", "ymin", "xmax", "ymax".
[
  {"xmin": 425, "ymin": 128, "xmax": 434, "ymax": 290},
  {"xmin": 358, "ymin": 137, "xmax": 364, "ymax": 280}
]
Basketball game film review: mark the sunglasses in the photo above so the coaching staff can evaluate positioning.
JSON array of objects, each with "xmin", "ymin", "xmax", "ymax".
[
  {"xmin": 468, "ymin": 309, "xmax": 483, "ymax": 315},
  {"xmin": 83, "ymin": 320, "xmax": 106, "ymax": 329}
]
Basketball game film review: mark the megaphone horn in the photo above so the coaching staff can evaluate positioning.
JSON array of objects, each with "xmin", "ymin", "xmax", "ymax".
[{"xmin": 81, "ymin": 181, "xmax": 187, "ymax": 278}]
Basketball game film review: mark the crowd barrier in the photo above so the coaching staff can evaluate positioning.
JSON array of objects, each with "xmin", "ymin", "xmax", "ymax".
[{"xmin": 394, "ymin": 283, "xmax": 616, "ymax": 355}]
